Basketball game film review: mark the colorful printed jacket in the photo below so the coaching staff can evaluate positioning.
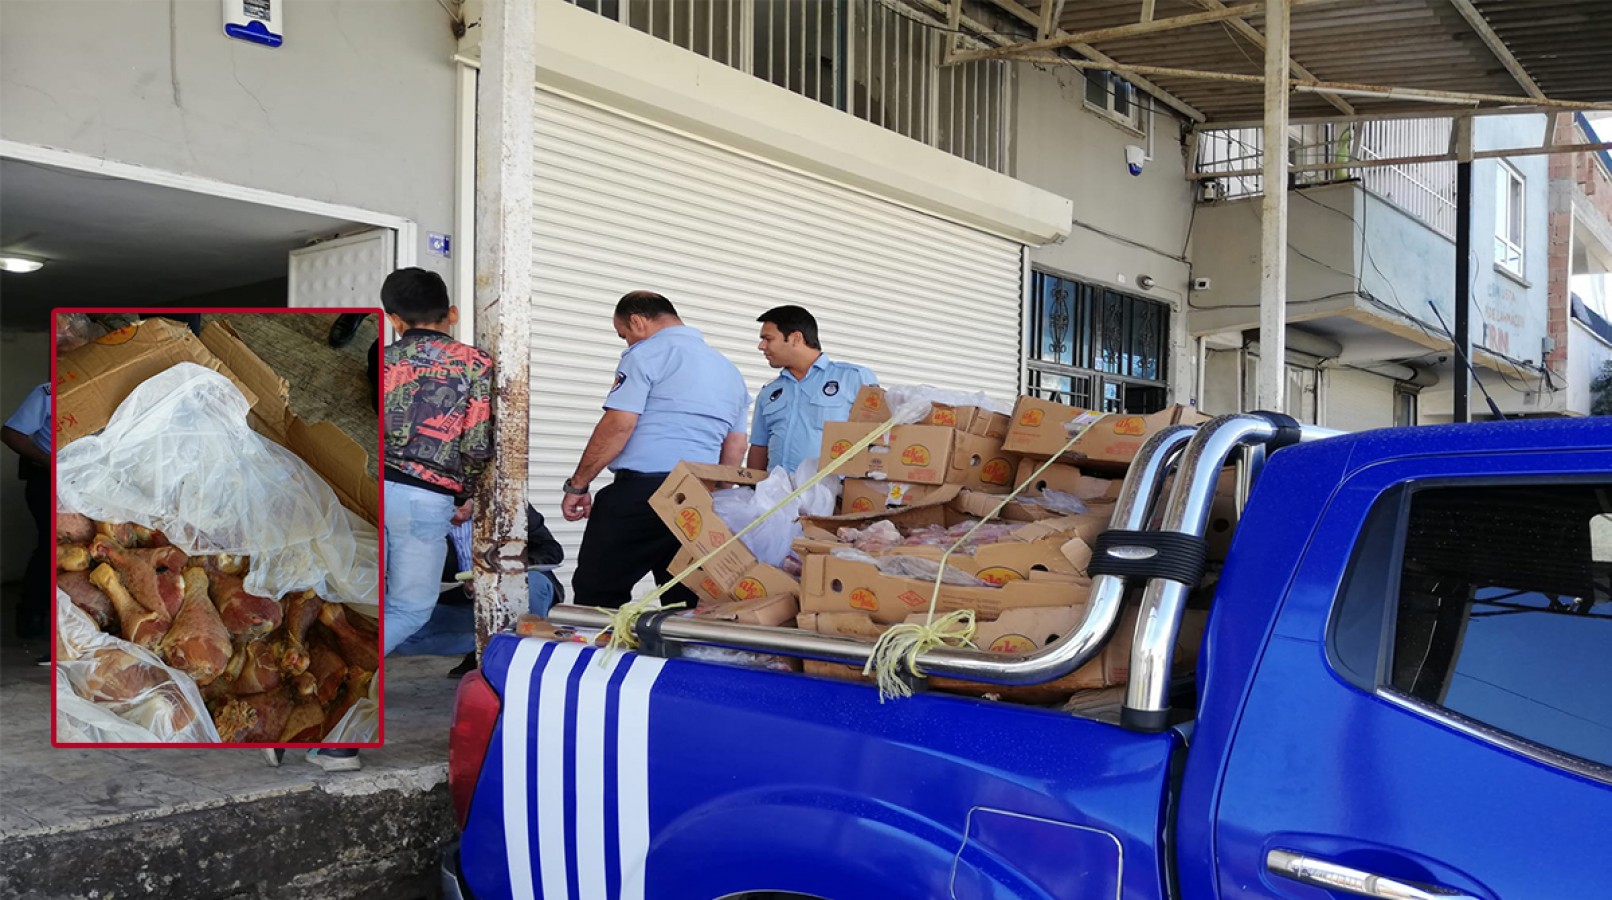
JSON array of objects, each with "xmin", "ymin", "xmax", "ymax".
[{"xmin": 383, "ymin": 329, "xmax": 494, "ymax": 497}]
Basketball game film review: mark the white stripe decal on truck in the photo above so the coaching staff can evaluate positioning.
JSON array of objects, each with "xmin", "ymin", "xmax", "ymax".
[
  {"xmin": 500, "ymin": 639, "xmax": 547, "ymax": 900},
  {"xmin": 574, "ymin": 647, "xmax": 629, "ymax": 900},
  {"xmin": 615, "ymin": 654, "xmax": 667, "ymax": 900},
  {"xmin": 536, "ymin": 642, "xmax": 590, "ymax": 900}
]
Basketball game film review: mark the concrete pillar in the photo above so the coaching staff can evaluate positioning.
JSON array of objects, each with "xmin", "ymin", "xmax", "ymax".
[
  {"xmin": 1257, "ymin": 0, "xmax": 1290, "ymax": 412},
  {"xmin": 471, "ymin": 0, "xmax": 537, "ymax": 652}
]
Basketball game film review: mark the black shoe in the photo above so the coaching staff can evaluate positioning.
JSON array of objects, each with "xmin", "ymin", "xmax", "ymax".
[
  {"xmin": 327, "ymin": 313, "xmax": 363, "ymax": 349},
  {"xmin": 448, "ymin": 651, "xmax": 478, "ymax": 678}
]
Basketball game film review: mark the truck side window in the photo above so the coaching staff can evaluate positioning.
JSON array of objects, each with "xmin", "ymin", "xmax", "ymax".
[{"xmin": 1389, "ymin": 483, "xmax": 1612, "ymax": 768}]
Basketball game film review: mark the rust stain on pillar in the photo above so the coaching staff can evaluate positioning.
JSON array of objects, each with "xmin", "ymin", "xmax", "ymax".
[{"xmin": 470, "ymin": 0, "xmax": 538, "ymax": 656}]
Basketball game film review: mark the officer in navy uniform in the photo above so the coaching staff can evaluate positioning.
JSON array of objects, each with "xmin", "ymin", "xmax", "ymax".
[
  {"xmin": 747, "ymin": 305, "xmax": 877, "ymax": 473},
  {"xmin": 562, "ymin": 291, "xmax": 751, "ymax": 610}
]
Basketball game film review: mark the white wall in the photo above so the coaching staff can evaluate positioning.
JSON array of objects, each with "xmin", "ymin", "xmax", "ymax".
[
  {"xmin": 1, "ymin": 328, "xmax": 50, "ymax": 582},
  {"xmin": 1187, "ymin": 183, "xmax": 1361, "ymax": 336},
  {"xmin": 1470, "ymin": 115, "xmax": 1551, "ymax": 368},
  {"xmin": 1568, "ymin": 319, "xmax": 1612, "ymax": 414},
  {"xmin": 1, "ymin": 0, "xmax": 460, "ymax": 291},
  {"xmin": 1013, "ymin": 64, "xmax": 1195, "ymax": 402}
]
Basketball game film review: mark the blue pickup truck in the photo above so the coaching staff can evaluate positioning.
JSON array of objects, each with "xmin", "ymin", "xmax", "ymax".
[{"xmin": 441, "ymin": 412, "xmax": 1611, "ymax": 900}]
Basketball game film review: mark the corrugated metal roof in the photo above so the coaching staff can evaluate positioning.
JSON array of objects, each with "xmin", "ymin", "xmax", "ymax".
[{"xmin": 1001, "ymin": 0, "xmax": 1612, "ymax": 123}]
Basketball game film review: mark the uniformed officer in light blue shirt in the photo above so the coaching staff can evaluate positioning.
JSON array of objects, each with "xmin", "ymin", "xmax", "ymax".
[
  {"xmin": 562, "ymin": 291, "xmax": 750, "ymax": 609},
  {"xmin": 747, "ymin": 305, "xmax": 877, "ymax": 473}
]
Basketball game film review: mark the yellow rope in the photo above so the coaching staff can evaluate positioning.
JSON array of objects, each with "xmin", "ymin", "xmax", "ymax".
[
  {"xmin": 863, "ymin": 410, "xmax": 1107, "ymax": 700},
  {"xmin": 597, "ymin": 414, "xmax": 902, "ymax": 663}
]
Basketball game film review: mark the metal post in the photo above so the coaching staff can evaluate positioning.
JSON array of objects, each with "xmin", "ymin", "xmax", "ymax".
[
  {"xmin": 1257, "ymin": 0, "xmax": 1290, "ymax": 412},
  {"xmin": 472, "ymin": 0, "xmax": 536, "ymax": 654},
  {"xmin": 1454, "ymin": 159, "xmax": 1473, "ymax": 422}
]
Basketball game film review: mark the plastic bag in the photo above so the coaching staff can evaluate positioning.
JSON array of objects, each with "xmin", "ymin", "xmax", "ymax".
[
  {"xmin": 679, "ymin": 644, "xmax": 798, "ymax": 672},
  {"xmin": 54, "ymin": 590, "xmax": 221, "ymax": 743},
  {"xmin": 708, "ymin": 459, "xmax": 838, "ymax": 568},
  {"xmin": 830, "ymin": 548, "xmax": 986, "ymax": 586},
  {"xmin": 322, "ymin": 664, "xmax": 380, "ymax": 744},
  {"xmin": 56, "ymin": 362, "xmax": 379, "ymax": 606},
  {"xmin": 881, "ymin": 385, "xmax": 1012, "ymax": 424},
  {"xmin": 1022, "ymin": 488, "xmax": 1089, "ymax": 516}
]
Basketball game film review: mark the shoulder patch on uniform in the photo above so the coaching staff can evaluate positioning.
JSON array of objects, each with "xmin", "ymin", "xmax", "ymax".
[
  {"xmin": 769, "ymin": 387, "xmax": 784, "ymax": 402},
  {"xmin": 823, "ymin": 381, "xmax": 840, "ymax": 397},
  {"xmin": 611, "ymin": 371, "xmax": 626, "ymax": 392}
]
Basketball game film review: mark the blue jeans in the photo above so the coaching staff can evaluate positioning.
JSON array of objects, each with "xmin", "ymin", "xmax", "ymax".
[
  {"xmin": 393, "ymin": 572, "xmax": 556, "ymax": 657},
  {"xmin": 383, "ymin": 482, "xmax": 456, "ymax": 656}
]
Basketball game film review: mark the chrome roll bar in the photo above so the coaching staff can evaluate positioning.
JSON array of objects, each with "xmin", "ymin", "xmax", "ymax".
[{"xmin": 548, "ymin": 424, "xmax": 1198, "ymax": 687}]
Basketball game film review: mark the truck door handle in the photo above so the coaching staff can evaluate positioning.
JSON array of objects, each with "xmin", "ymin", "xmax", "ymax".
[{"xmin": 1267, "ymin": 849, "xmax": 1479, "ymax": 900}]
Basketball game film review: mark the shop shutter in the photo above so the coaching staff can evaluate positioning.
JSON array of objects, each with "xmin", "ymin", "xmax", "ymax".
[
  {"xmin": 530, "ymin": 87, "xmax": 1025, "ymax": 586},
  {"xmin": 1324, "ymin": 367, "xmax": 1396, "ymax": 432}
]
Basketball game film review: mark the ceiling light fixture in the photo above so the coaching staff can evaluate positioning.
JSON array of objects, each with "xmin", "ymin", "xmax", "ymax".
[{"xmin": 0, "ymin": 255, "xmax": 46, "ymax": 274}]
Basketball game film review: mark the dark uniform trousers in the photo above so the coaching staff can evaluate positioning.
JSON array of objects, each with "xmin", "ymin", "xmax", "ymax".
[
  {"xmin": 19, "ymin": 466, "xmax": 50, "ymax": 639},
  {"xmin": 571, "ymin": 471, "xmax": 699, "ymax": 611}
]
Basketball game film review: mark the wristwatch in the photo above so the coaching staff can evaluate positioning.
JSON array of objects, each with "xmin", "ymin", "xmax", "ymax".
[{"xmin": 561, "ymin": 479, "xmax": 590, "ymax": 496}]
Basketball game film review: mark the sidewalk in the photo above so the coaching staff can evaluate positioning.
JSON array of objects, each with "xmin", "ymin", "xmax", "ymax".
[{"xmin": 0, "ymin": 636, "xmax": 463, "ymax": 900}]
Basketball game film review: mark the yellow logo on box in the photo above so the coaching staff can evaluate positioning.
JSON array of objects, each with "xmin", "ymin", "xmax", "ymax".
[
  {"xmin": 734, "ymin": 577, "xmax": 766, "ymax": 600},
  {"xmin": 701, "ymin": 577, "xmax": 722, "ymax": 598},
  {"xmin": 849, "ymin": 497, "xmax": 874, "ymax": 513},
  {"xmin": 1020, "ymin": 409, "xmax": 1045, "ymax": 427},
  {"xmin": 931, "ymin": 408, "xmax": 957, "ymax": 426},
  {"xmin": 676, "ymin": 508, "xmax": 702, "ymax": 541},
  {"xmin": 829, "ymin": 439, "xmax": 852, "ymax": 459},
  {"xmin": 1113, "ymin": 416, "xmax": 1146, "ymax": 436},
  {"xmin": 96, "ymin": 325, "xmax": 137, "ymax": 346},
  {"xmin": 975, "ymin": 566, "xmax": 1022, "ymax": 586},
  {"xmin": 900, "ymin": 445, "xmax": 931, "ymax": 467},
  {"xmin": 850, "ymin": 588, "xmax": 879, "ymax": 611},
  {"xmin": 981, "ymin": 458, "xmax": 1013, "ymax": 485},
  {"xmin": 988, "ymin": 634, "xmax": 1037, "ymax": 654}
]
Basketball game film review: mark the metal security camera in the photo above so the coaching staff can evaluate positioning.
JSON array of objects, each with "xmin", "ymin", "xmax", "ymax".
[{"xmin": 1126, "ymin": 144, "xmax": 1146, "ymax": 176}]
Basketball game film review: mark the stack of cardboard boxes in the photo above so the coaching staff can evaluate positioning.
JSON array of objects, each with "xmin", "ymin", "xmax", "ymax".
[{"xmin": 646, "ymin": 386, "xmax": 1225, "ymax": 702}]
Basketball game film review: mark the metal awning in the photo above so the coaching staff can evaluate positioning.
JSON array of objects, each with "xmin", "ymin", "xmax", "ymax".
[
  {"xmin": 962, "ymin": 0, "xmax": 1612, "ymax": 124},
  {"xmin": 953, "ymin": 0, "xmax": 1612, "ymax": 419}
]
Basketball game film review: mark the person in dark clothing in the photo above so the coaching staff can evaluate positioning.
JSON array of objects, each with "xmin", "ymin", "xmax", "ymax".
[
  {"xmin": 442, "ymin": 503, "xmax": 566, "ymax": 677},
  {"xmin": 3, "ymin": 383, "xmax": 53, "ymax": 663}
]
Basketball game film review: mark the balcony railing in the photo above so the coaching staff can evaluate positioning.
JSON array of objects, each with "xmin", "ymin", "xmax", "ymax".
[
  {"xmin": 1195, "ymin": 118, "xmax": 1457, "ymax": 239},
  {"xmin": 567, "ymin": 0, "xmax": 1013, "ymax": 173}
]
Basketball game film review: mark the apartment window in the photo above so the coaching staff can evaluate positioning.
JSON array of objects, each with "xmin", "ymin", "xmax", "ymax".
[
  {"xmin": 1084, "ymin": 70, "xmax": 1145, "ymax": 135},
  {"xmin": 1495, "ymin": 161, "xmax": 1525, "ymax": 278},
  {"xmin": 1026, "ymin": 272, "xmax": 1170, "ymax": 413}
]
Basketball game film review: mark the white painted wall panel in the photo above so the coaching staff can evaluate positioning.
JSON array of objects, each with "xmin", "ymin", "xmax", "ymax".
[{"xmin": 530, "ymin": 88, "xmax": 1024, "ymax": 587}]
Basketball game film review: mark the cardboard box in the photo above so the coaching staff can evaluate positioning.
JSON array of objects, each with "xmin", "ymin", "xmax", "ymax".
[
  {"xmin": 55, "ymin": 318, "xmax": 379, "ymax": 527},
  {"xmin": 1003, "ymin": 399, "xmax": 1211, "ymax": 471},
  {"xmin": 55, "ymin": 319, "xmax": 260, "ymax": 448},
  {"xmin": 821, "ymin": 421, "xmax": 955, "ymax": 485},
  {"xmin": 1014, "ymin": 460, "xmax": 1122, "ymax": 502},
  {"xmin": 669, "ymin": 544, "xmax": 798, "ymax": 605},
  {"xmin": 800, "ymin": 483, "xmax": 968, "ymax": 541},
  {"xmin": 949, "ymin": 432, "xmax": 1020, "ymax": 494},
  {"xmin": 848, "ymin": 385, "xmax": 1010, "ymax": 438},
  {"xmin": 650, "ymin": 463, "xmax": 770, "ymax": 588},
  {"xmin": 694, "ymin": 593, "xmax": 800, "ymax": 627},
  {"xmin": 799, "ymin": 552, "xmax": 1085, "ymax": 624},
  {"xmin": 838, "ymin": 478, "xmax": 945, "ymax": 515}
]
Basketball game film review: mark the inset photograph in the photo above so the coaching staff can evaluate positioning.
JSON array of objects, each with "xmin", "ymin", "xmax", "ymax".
[{"xmin": 47, "ymin": 310, "xmax": 382, "ymax": 747}]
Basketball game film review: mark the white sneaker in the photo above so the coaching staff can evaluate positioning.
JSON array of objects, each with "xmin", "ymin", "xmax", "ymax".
[{"xmin": 307, "ymin": 748, "xmax": 362, "ymax": 772}]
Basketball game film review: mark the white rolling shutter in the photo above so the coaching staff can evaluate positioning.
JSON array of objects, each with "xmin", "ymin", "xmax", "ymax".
[
  {"xmin": 530, "ymin": 88, "xmax": 1025, "ymax": 584},
  {"xmin": 1324, "ymin": 367, "xmax": 1396, "ymax": 432}
]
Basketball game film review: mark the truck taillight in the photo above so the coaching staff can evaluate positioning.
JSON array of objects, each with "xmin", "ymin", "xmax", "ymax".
[{"xmin": 448, "ymin": 669, "xmax": 500, "ymax": 831}]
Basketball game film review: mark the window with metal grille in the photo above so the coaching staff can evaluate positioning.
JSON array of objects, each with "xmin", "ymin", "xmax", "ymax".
[
  {"xmin": 566, "ymin": 0, "xmax": 1012, "ymax": 174},
  {"xmin": 1026, "ymin": 271, "xmax": 1170, "ymax": 413}
]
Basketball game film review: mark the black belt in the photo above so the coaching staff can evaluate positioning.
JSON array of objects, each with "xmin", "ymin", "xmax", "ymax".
[{"xmin": 612, "ymin": 469, "xmax": 671, "ymax": 480}]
